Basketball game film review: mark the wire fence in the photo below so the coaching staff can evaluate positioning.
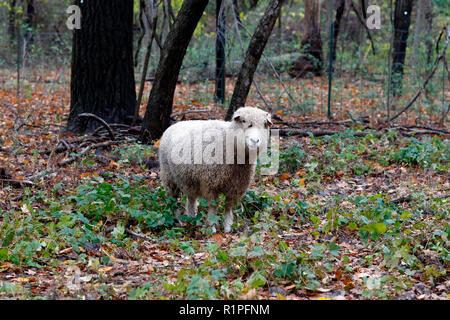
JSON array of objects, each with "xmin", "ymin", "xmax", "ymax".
[{"xmin": 0, "ymin": 15, "xmax": 448, "ymax": 126}]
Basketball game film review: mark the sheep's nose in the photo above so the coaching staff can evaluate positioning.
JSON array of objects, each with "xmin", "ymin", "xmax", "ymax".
[{"xmin": 250, "ymin": 137, "xmax": 260, "ymax": 145}]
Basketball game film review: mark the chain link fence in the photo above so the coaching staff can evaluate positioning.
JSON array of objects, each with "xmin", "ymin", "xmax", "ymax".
[{"xmin": 0, "ymin": 5, "xmax": 448, "ymax": 126}]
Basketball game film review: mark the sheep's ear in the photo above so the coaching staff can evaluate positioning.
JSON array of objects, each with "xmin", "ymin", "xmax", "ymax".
[{"xmin": 233, "ymin": 115, "xmax": 242, "ymax": 123}]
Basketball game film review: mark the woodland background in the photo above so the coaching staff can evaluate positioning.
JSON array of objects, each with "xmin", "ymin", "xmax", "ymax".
[{"xmin": 0, "ymin": 0, "xmax": 448, "ymax": 300}]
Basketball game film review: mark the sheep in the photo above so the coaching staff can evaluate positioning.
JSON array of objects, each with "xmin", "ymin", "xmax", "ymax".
[{"xmin": 158, "ymin": 107, "xmax": 272, "ymax": 233}]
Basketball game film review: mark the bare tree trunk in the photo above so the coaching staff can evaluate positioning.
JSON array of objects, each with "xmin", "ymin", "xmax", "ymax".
[
  {"xmin": 331, "ymin": 0, "xmax": 346, "ymax": 66},
  {"xmin": 354, "ymin": 0, "xmax": 368, "ymax": 71},
  {"xmin": 25, "ymin": 0, "xmax": 35, "ymax": 44},
  {"xmin": 139, "ymin": 0, "xmax": 209, "ymax": 143},
  {"xmin": 8, "ymin": 0, "xmax": 16, "ymax": 42},
  {"xmin": 134, "ymin": 0, "xmax": 146, "ymax": 67},
  {"xmin": 225, "ymin": 0, "xmax": 284, "ymax": 120},
  {"xmin": 214, "ymin": 0, "xmax": 226, "ymax": 103},
  {"xmin": 288, "ymin": 0, "xmax": 323, "ymax": 77},
  {"xmin": 249, "ymin": 0, "xmax": 259, "ymax": 8},
  {"xmin": 67, "ymin": 0, "xmax": 136, "ymax": 134},
  {"xmin": 411, "ymin": 0, "xmax": 433, "ymax": 68},
  {"xmin": 391, "ymin": 0, "xmax": 414, "ymax": 96}
]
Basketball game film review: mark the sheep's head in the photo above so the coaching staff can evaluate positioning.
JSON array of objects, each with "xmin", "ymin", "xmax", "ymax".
[{"xmin": 232, "ymin": 107, "xmax": 272, "ymax": 150}]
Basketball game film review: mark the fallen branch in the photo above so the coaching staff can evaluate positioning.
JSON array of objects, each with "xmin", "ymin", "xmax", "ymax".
[
  {"xmin": 125, "ymin": 228, "xmax": 153, "ymax": 241},
  {"xmin": 0, "ymin": 167, "xmax": 35, "ymax": 187},
  {"xmin": 0, "ymin": 178, "xmax": 34, "ymax": 187},
  {"xmin": 58, "ymin": 140, "xmax": 128, "ymax": 166},
  {"xmin": 278, "ymin": 129, "xmax": 373, "ymax": 137},
  {"xmin": 389, "ymin": 193, "xmax": 449, "ymax": 205},
  {"xmin": 274, "ymin": 117, "xmax": 370, "ymax": 128},
  {"xmin": 394, "ymin": 125, "xmax": 450, "ymax": 135},
  {"xmin": 394, "ymin": 126, "xmax": 449, "ymax": 136},
  {"xmin": 78, "ymin": 113, "xmax": 116, "ymax": 141}
]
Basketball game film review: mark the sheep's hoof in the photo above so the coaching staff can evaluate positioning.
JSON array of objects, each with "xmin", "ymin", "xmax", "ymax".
[
  {"xmin": 210, "ymin": 226, "xmax": 217, "ymax": 234},
  {"xmin": 224, "ymin": 226, "xmax": 232, "ymax": 233}
]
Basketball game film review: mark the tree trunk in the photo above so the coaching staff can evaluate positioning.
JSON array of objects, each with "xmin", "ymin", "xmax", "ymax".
[
  {"xmin": 8, "ymin": 0, "xmax": 16, "ymax": 42},
  {"xmin": 391, "ymin": 0, "xmax": 414, "ymax": 96},
  {"xmin": 225, "ymin": 0, "xmax": 283, "ymax": 120},
  {"xmin": 25, "ymin": 0, "xmax": 35, "ymax": 43},
  {"xmin": 288, "ymin": 0, "xmax": 323, "ymax": 77},
  {"xmin": 411, "ymin": 0, "xmax": 433, "ymax": 68},
  {"xmin": 139, "ymin": 0, "xmax": 209, "ymax": 143},
  {"xmin": 214, "ymin": 0, "xmax": 226, "ymax": 103},
  {"xmin": 331, "ymin": 0, "xmax": 346, "ymax": 66},
  {"xmin": 67, "ymin": 0, "xmax": 136, "ymax": 134},
  {"xmin": 249, "ymin": 0, "xmax": 259, "ymax": 8}
]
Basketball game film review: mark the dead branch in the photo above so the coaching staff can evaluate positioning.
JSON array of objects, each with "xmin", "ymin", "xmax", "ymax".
[
  {"xmin": 0, "ymin": 178, "xmax": 34, "ymax": 187},
  {"xmin": 389, "ymin": 193, "xmax": 449, "ymax": 205},
  {"xmin": 274, "ymin": 117, "xmax": 370, "ymax": 128},
  {"xmin": 278, "ymin": 129, "xmax": 373, "ymax": 137},
  {"xmin": 125, "ymin": 228, "xmax": 153, "ymax": 241},
  {"xmin": 78, "ymin": 113, "xmax": 116, "ymax": 141},
  {"xmin": 394, "ymin": 125, "xmax": 449, "ymax": 135},
  {"xmin": 58, "ymin": 140, "xmax": 128, "ymax": 167}
]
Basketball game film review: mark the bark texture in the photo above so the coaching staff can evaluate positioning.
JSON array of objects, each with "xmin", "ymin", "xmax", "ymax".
[
  {"xmin": 391, "ymin": 0, "xmax": 414, "ymax": 96},
  {"xmin": 67, "ymin": 0, "xmax": 136, "ymax": 134},
  {"xmin": 214, "ymin": 0, "xmax": 226, "ymax": 103},
  {"xmin": 8, "ymin": 0, "xmax": 16, "ymax": 42}
]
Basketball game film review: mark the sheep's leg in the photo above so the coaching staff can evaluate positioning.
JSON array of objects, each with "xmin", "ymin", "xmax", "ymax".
[
  {"xmin": 186, "ymin": 196, "xmax": 198, "ymax": 217},
  {"xmin": 224, "ymin": 201, "xmax": 235, "ymax": 233},
  {"xmin": 207, "ymin": 201, "xmax": 217, "ymax": 234}
]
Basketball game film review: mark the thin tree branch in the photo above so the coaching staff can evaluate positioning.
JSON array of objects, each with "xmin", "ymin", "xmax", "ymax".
[{"xmin": 78, "ymin": 113, "xmax": 116, "ymax": 141}]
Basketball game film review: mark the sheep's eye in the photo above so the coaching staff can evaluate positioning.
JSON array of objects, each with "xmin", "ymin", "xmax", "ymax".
[{"xmin": 242, "ymin": 120, "xmax": 246, "ymax": 123}]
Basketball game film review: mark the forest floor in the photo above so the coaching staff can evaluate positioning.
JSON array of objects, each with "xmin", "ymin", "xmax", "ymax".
[{"xmin": 0, "ymin": 76, "xmax": 448, "ymax": 300}]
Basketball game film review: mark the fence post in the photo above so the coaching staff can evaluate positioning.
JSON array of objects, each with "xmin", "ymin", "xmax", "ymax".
[
  {"xmin": 327, "ymin": 22, "xmax": 334, "ymax": 119},
  {"xmin": 17, "ymin": 24, "xmax": 21, "ymax": 99}
]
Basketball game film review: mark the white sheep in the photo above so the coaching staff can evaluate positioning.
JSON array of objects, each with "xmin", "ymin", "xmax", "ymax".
[{"xmin": 158, "ymin": 107, "xmax": 272, "ymax": 233}]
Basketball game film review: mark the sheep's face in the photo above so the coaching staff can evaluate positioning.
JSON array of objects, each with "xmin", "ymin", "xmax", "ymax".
[{"xmin": 232, "ymin": 107, "xmax": 272, "ymax": 150}]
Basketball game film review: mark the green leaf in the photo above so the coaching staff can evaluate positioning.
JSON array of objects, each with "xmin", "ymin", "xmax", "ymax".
[
  {"xmin": 348, "ymin": 221, "xmax": 358, "ymax": 231},
  {"xmin": 328, "ymin": 242, "xmax": 341, "ymax": 256},
  {"xmin": 361, "ymin": 222, "xmax": 387, "ymax": 234},
  {"xmin": 247, "ymin": 271, "xmax": 266, "ymax": 289}
]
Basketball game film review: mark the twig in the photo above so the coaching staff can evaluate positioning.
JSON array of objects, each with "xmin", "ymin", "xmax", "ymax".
[
  {"xmin": 278, "ymin": 129, "xmax": 373, "ymax": 137},
  {"xmin": 274, "ymin": 117, "xmax": 369, "ymax": 128},
  {"xmin": 125, "ymin": 228, "xmax": 153, "ymax": 241},
  {"xmin": 389, "ymin": 193, "xmax": 449, "ymax": 205},
  {"xmin": 0, "ymin": 178, "xmax": 34, "ymax": 187},
  {"xmin": 394, "ymin": 125, "xmax": 449, "ymax": 135},
  {"xmin": 78, "ymin": 113, "xmax": 116, "ymax": 141},
  {"xmin": 58, "ymin": 140, "xmax": 128, "ymax": 166}
]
